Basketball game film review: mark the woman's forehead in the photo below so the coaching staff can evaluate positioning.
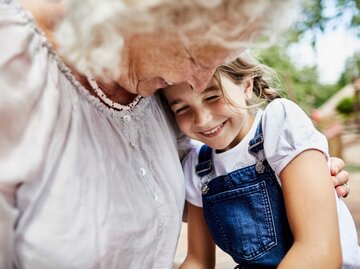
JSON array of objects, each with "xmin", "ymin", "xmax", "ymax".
[{"xmin": 189, "ymin": 44, "xmax": 243, "ymax": 69}]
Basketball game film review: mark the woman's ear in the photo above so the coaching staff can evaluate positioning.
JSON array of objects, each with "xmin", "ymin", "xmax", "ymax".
[{"xmin": 242, "ymin": 77, "xmax": 253, "ymax": 100}]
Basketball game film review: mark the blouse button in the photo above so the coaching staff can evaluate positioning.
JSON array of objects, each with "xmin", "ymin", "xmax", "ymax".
[
  {"xmin": 122, "ymin": 115, "xmax": 131, "ymax": 123},
  {"xmin": 140, "ymin": 168, "xmax": 146, "ymax": 176},
  {"xmin": 129, "ymin": 142, "xmax": 136, "ymax": 150}
]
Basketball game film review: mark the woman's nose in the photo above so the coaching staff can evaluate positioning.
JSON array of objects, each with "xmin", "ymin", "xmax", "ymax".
[{"xmin": 188, "ymin": 67, "xmax": 215, "ymax": 92}]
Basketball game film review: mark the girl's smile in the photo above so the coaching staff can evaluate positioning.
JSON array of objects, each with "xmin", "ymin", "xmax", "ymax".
[
  {"xmin": 199, "ymin": 121, "xmax": 225, "ymax": 137},
  {"xmin": 163, "ymin": 75, "xmax": 254, "ymax": 152}
]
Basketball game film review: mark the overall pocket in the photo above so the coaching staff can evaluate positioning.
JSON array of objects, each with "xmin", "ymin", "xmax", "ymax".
[{"xmin": 202, "ymin": 180, "xmax": 276, "ymax": 261}]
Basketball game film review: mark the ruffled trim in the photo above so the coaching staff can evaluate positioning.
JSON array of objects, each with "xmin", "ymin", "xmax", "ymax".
[
  {"xmin": 7, "ymin": 0, "xmax": 152, "ymax": 119},
  {"xmin": 54, "ymin": 59, "xmax": 152, "ymax": 119}
]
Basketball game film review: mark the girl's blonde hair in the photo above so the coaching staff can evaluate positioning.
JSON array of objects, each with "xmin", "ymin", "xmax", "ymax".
[
  {"xmin": 215, "ymin": 52, "xmax": 281, "ymax": 107},
  {"xmin": 56, "ymin": 0, "xmax": 301, "ymax": 80}
]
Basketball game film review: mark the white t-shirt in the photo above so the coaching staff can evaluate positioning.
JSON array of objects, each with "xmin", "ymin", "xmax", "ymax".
[
  {"xmin": 183, "ymin": 98, "xmax": 360, "ymax": 267},
  {"xmin": 0, "ymin": 1, "xmax": 185, "ymax": 268}
]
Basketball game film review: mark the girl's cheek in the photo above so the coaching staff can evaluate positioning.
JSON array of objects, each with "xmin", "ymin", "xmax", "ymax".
[
  {"xmin": 211, "ymin": 101, "xmax": 227, "ymax": 112},
  {"xmin": 176, "ymin": 115, "xmax": 192, "ymax": 134}
]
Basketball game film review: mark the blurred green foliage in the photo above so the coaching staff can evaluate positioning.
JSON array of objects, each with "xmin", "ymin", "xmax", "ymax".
[
  {"xmin": 254, "ymin": 0, "xmax": 360, "ymax": 111},
  {"xmin": 295, "ymin": 0, "xmax": 360, "ymax": 43},
  {"xmin": 336, "ymin": 96, "xmax": 355, "ymax": 114}
]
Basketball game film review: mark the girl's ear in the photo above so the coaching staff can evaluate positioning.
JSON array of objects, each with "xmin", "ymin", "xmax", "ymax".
[{"xmin": 242, "ymin": 77, "xmax": 253, "ymax": 100}]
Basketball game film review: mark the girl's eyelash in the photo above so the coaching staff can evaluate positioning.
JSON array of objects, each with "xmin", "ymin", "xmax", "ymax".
[
  {"xmin": 174, "ymin": 106, "xmax": 188, "ymax": 114},
  {"xmin": 172, "ymin": 94, "xmax": 221, "ymax": 114},
  {"xmin": 205, "ymin": 95, "xmax": 220, "ymax": 101}
]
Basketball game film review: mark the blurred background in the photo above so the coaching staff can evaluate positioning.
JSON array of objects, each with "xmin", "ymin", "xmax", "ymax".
[{"xmin": 174, "ymin": 0, "xmax": 360, "ymax": 267}]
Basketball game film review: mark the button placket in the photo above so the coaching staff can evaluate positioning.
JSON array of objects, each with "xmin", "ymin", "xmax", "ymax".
[{"xmin": 120, "ymin": 112, "xmax": 165, "ymax": 226}]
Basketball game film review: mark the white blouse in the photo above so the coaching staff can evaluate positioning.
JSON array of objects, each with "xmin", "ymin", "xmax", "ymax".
[{"xmin": 0, "ymin": 1, "xmax": 185, "ymax": 268}]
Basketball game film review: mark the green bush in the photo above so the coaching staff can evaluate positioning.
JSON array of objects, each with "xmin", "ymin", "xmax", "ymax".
[{"xmin": 336, "ymin": 97, "xmax": 354, "ymax": 115}]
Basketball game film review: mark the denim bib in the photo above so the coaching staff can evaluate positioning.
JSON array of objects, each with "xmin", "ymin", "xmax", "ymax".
[{"xmin": 196, "ymin": 119, "xmax": 293, "ymax": 268}]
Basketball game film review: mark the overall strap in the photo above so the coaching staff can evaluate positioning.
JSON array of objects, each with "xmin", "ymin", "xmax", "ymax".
[
  {"xmin": 195, "ymin": 145, "xmax": 213, "ymax": 193},
  {"xmin": 195, "ymin": 145, "xmax": 213, "ymax": 177},
  {"xmin": 248, "ymin": 116, "xmax": 266, "ymax": 173},
  {"xmin": 248, "ymin": 116, "xmax": 264, "ymax": 154}
]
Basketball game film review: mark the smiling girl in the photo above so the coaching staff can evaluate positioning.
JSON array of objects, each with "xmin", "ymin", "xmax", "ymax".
[{"xmin": 162, "ymin": 53, "xmax": 360, "ymax": 269}]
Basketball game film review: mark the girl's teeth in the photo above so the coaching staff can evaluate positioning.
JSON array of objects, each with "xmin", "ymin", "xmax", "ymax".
[{"xmin": 203, "ymin": 124, "xmax": 223, "ymax": 135}]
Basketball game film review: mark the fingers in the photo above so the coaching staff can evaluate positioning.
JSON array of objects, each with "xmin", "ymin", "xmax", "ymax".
[
  {"xmin": 332, "ymin": 170, "xmax": 350, "ymax": 187},
  {"xmin": 335, "ymin": 182, "xmax": 350, "ymax": 198},
  {"xmin": 342, "ymin": 182, "xmax": 350, "ymax": 198},
  {"xmin": 329, "ymin": 157, "xmax": 345, "ymax": 176},
  {"xmin": 329, "ymin": 157, "xmax": 350, "ymax": 198}
]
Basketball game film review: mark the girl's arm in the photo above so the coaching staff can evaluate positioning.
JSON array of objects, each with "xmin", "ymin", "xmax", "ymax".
[
  {"xmin": 278, "ymin": 150, "xmax": 342, "ymax": 269},
  {"xmin": 180, "ymin": 202, "xmax": 216, "ymax": 269}
]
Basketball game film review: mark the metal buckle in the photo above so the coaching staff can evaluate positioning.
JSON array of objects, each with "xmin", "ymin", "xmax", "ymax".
[
  {"xmin": 201, "ymin": 183, "xmax": 209, "ymax": 194},
  {"xmin": 195, "ymin": 160, "xmax": 212, "ymax": 177},
  {"xmin": 256, "ymin": 161, "xmax": 265, "ymax": 173}
]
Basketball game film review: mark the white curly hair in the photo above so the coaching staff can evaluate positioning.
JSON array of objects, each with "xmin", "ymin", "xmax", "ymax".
[{"xmin": 56, "ymin": 0, "xmax": 301, "ymax": 80}]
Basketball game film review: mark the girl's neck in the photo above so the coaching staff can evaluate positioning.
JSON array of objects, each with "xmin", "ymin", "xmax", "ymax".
[{"xmin": 216, "ymin": 113, "xmax": 256, "ymax": 154}]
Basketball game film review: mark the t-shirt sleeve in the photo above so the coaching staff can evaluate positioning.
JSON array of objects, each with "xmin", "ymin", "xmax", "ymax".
[
  {"xmin": 263, "ymin": 99, "xmax": 329, "ymax": 177},
  {"xmin": 182, "ymin": 146, "xmax": 204, "ymax": 207}
]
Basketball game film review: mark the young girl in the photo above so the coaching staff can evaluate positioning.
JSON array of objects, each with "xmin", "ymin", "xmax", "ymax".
[{"xmin": 162, "ymin": 53, "xmax": 360, "ymax": 268}]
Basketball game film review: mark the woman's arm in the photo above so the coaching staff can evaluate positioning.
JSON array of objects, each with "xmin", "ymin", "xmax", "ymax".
[
  {"xmin": 278, "ymin": 150, "xmax": 342, "ymax": 269},
  {"xmin": 180, "ymin": 202, "xmax": 216, "ymax": 269}
]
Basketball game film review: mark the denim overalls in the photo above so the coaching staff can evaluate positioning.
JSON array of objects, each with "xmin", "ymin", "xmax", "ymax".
[{"xmin": 195, "ymin": 119, "xmax": 293, "ymax": 268}]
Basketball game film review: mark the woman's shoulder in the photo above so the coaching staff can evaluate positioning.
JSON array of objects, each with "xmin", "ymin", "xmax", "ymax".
[
  {"xmin": 0, "ymin": 1, "xmax": 51, "ymax": 55},
  {"xmin": 0, "ymin": 2, "xmax": 94, "ymax": 112},
  {"xmin": 0, "ymin": 1, "xmax": 61, "ymax": 88}
]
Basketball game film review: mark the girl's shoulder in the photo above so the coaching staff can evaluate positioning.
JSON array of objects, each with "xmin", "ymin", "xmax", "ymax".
[
  {"xmin": 264, "ymin": 98, "xmax": 304, "ymax": 117},
  {"xmin": 181, "ymin": 141, "xmax": 204, "ymax": 170},
  {"xmin": 182, "ymin": 141, "xmax": 205, "ymax": 207},
  {"xmin": 262, "ymin": 98, "xmax": 314, "ymax": 131},
  {"xmin": 262, "ymin": 98, "xmax": 329, "ymax": 177}
]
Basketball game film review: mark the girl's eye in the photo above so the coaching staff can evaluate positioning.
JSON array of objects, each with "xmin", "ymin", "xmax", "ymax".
[
  {"xmin": 173, "ymin": 106, "xmax": 189, "ymax": 115},
  {"xmin": 205, "ymin": 95, "xmax": 220, "ymax": 102}
]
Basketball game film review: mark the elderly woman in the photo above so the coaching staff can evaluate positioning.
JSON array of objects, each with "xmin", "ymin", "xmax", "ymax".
[{"xmin": 0, "ymin": 0, "xmax": 350, "ymax": 268}]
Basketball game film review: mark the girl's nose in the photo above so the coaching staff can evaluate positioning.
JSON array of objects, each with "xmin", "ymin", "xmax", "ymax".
[{"xmin": 193, "ymin": 107, "xmax": 212, "ymax": 127}]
